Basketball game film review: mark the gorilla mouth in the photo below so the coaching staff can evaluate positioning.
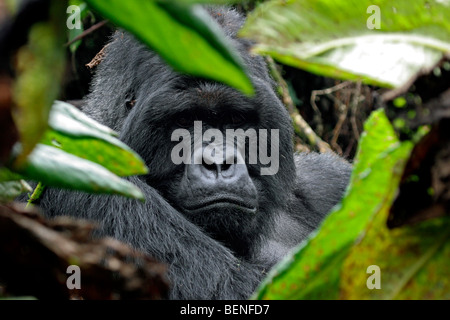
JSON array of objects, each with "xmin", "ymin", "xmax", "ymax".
[{"xmin": 184, "ymin": 196, "xmax": 257, "ymax": 214}]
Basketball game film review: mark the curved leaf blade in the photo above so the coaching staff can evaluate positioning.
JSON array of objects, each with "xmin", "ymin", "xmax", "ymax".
[
  {"xmin": 85, "ymin": 0, "xmax": 254, "ymax": 94},
  {"xmin": 341, "ymin": 201, "xmax": 450, "ymax": 299},
  {"xmin": 41, "ymin": 101, "xmax": 148, "ymax": 177},
  {"xmin": 241, "ymin": 0, "xmax": 450, "ymax": 88},
  {"xmin": 15, "ymin": 144, "xmax": 145, "ymax": 201},
  {"xmin": 254, "ymin": 109, "xmax": 414, "ymax": 299}
]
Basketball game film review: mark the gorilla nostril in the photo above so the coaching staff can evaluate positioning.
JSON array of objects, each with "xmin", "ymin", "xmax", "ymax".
[
  {"xmin": 221, "ymin": 163, "xmax": 232, "ymax": 171},
  {"xmin": 203, "ymin": 161, "xmax": 216, "ymax": 172},
  {"xmin": 201, "ymin": 159, "xmax": 233, "ymax": 174}
]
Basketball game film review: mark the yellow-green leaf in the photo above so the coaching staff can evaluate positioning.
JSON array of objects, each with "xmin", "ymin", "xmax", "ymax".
[
  {"xmin": 41, "ymin": 101, "xmax": 148, "ymax": 177},
  {"xmin": 12, "ymin": 1, "xmax": 66, "ymax": 165},
  {"xmin": 254, "ymin": 109, "xmax": 414, "ymax": 299},
  {"xmin": 241, "ymin": 0, "xmax": 450, "ymax": 88}
]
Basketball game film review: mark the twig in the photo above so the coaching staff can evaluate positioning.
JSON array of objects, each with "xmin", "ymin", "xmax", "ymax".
[
  {"xmin": 311, "ymin": 81, "xmax": 352, "ymax": 136},
  {"xmin": 343, "ymin": 137, "xmax": 356, "ymax": 159},
  {"xmin": 330, "ymin": 101, "xmax": 348, "ymax": 154},
  {"xmin": 86, "ymin": 43, "xmax": 110, "ymax": 69},
  {"xmin": 312, "ymin": 81, "xmax": 352, "ymax": 96},
  {"xmin": 65, "ymin": 19, "xmax": 109, "ymax": 47},
  {"xmin": 350, "ymin": 81, "xmax": 363, "ymax": 141},
  {"xmin": 265, "ymin": 57, "xmax": 332, "ymax": 153},
  {"xmin": 309, "ymin": 92, "xmax": 324, "ymax": 136}
]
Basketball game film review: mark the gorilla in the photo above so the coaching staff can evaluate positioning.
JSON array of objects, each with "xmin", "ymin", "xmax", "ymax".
[{"xmin": 32, "ymin": 7, "xmax": 351, "ymax": 299}]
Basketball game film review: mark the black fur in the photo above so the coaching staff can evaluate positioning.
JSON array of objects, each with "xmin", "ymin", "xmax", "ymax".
[{"xmin": 31, "ymin": 7, "xmax": 351, "ymax": 299}]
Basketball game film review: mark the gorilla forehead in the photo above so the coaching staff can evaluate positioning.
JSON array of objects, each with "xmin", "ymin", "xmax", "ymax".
[
  {"xmin": 109, "ymin": 42, "xmax": 290, "ymax": 134},
  {"xmin": 137, "ymin": 80, "xmax": 281, "ymax": 127},
  {"xmin": 109, "ymin": 23, "xmax": 273, "ymax": 93}
]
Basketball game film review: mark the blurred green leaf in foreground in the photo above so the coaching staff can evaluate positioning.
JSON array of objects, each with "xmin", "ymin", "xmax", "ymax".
[
  {"xmin": 241, "ymin": 0, "xmax": 450, "ymax": 88},
  {"xmin": 1, "ymin": 101, "xmax": 148, "ymax": 202},
  {"xmin": 85, "ymin": 0, "xmax": 254, "ymax": 95}
]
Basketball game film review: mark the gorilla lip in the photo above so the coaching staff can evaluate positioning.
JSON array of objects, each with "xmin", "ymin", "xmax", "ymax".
[{"xmin": 184, "ymin": 196, "xmax": 257, "ymax": 214}]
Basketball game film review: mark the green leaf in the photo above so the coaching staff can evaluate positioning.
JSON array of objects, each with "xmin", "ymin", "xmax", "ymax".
[
  {"xmin": 84, "ymin": 0, "xmax": 254, "ymax": 94},
  {"xmin": 157, "ymin": 0, "xmax": 241, "ymax": 3},
  {"xmin": 241, "ymin": 0, "xmax": 450, "ymax": 88},
  {"xmin": 12, "ymin": 1, "xmax": 66, "ymax": 166},
  {"xmin": 157, "ymin": 0, "xmax": 242, "ymax": 4},
  {"xmin": 41, "ymin": 101, "xmax": 148, "ymax": 177},
  {"xmin": 48, "ymin": 101, "xmax": 117, "ymax": 137},
  {"xmin": 254, "ymin": 109, "xmax": 414, "ymax": 299},
  {"xmin": 341, "ymin": 211, "xmax": 450, "ymax": 299},
  {"xmin": 0, "ymin": 167, "xmax": 24, "ymax": 182},
  {"xmin": 0, "ymin": 296, "xmax": 37, "ymax": 300},
  {"xmin": 0, "ymin": 180, "xmax": 32, "ymax": 203},
  {"xmin": 14, "ymin": 144, "xmax": 145, "ymax": 201}
]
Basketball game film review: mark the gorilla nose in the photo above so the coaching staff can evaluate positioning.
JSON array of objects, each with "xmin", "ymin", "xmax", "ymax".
[
  {"xmin": 188, "ymin": 145, "xmax": 248, "ymax": 183},
  {"xmin": 181, "ymin": 143, "xmax": 258, "ymax": 214},
  {"xmin": 185, "ymin": 161, "xmax": 253, "ymax": 200},
  {"xmin": 200, "ymin": 161, "xmax": 241, "ymax": 179}
]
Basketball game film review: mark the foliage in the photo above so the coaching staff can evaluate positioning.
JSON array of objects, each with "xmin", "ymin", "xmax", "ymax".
[
  {"xmin": 0, "ymin": 0, "xmax": 448, "ymax": 300},
  {"xmin": 84, "ymin": 0, "xmax": 254, "ymax": 94},
  {"xmin": 241, "ymin": 0, "xmax": 450, "ymax": 88},
  {"xmin": 254, "ymin": 110, "xmax": 448, "ymax": 299},
  {"xmin": 244, "ymin": 0, "xmax": 450, "ymax": 300},
  {"xmin": 1, "ymin": 0, "xmax": 255, "ymax": 203}
]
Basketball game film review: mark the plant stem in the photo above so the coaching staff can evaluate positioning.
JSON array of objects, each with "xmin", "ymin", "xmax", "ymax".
[{"xmin": 266, "ymin": 56, "xmax": 332, "ymax": 153}]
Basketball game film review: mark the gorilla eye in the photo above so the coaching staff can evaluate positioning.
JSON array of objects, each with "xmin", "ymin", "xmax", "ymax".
[
  {"xmin": 230, "ymin": 112, "xmax": 246, "ymax": 126},
  {"xmin": 175, "ymin": 117, "xmax": 192, "ymax": 128},
  {"xmin": 125, "ymin": 98, "xmax": 136, "ymax": 110}
]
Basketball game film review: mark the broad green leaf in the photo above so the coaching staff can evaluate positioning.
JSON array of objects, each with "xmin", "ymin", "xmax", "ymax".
[
  {"xmin": 49, "ymin": 101, "xmax": 117, "ymax": 137},
  {"xmin": 0, "ymin": 167, "xmax": 24, "ymax": 182},
  {"xmin": 157, "ymin": 0, "xmax": 242, "ymax": 4},
  {"xmin": 241, "ymin": 0, "xmax": 450, "ymax": 88},
  {"xmin": 69, "ymin": 0, "xmax": 87, "ymax": 5},
  {"xmin": 0, "ymin": 180, "xmax": 32, "ymax": 203},
  {"xmin": 341, "ymin": 200, "xmax": 450, "ymax": 299},
  {"xmin": 14, "ymin": 144, "xmax": 145, "ymax": 201},
  {"xmin": 254, "ymin": 109, "xmax": 414, "ymax": 299},
  {"xmin": 12, "ymin": 1, "xmax": 66, "ymax": 166},
  {"xmin": 41, "ymin": 101, "xmax": 148, "ymax": 177},
  {"xmin": 85, "ymin": 0, "xmax": 254, "ymax": 94}
]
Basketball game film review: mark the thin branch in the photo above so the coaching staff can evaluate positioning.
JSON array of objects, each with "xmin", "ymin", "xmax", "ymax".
[
  {"xmin": 265, "ymin": 57, "xmax": 332, "ymax": 153},
  {"xmin": 330, "ymin": 101, "xmax": 348, "ymax": 154},
  {"xmin": 310, "ymin": 81, "xmax": 352, "ymax": 136},
  {"xmin": 86, "ymin": 43, "xmax": 110, "ymax": 69},
  {"xmin": 350, "ymin": 81, "xmax": 363, "ymax": 141},
  {"xmin": 65, "ymin": 20, "xmax": 109, "ymax": 47}
]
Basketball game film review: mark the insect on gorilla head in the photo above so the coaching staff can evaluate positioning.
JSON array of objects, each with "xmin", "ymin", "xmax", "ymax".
[{"xmin": 84, "ymin": 8, "xmax": 296, "ymax": 258}]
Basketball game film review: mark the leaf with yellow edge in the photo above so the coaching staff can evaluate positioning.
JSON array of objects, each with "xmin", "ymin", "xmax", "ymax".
[
  {"xmin": 340, "ymin": 200, "xmax": 450, "ymax": 299},
  {"xmin": 253, "ymin": 109, "xmax": 414, "ymax": 300}
]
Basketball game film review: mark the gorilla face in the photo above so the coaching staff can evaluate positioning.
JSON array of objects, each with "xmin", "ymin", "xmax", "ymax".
[
  {"xmin": 25, "ymin": 7, "xmax": 352, "ymax": 299},
  {"xmin": 84, "ymin": 14, "xmax": 297, "ymax": 256},
  {"xmin": 116, "ymin": 67, "xmax": 296, "ymax": 256}
]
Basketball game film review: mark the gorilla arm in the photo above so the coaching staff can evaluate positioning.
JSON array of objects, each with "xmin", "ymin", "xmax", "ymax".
[
  {"xmin": 256, "ymin": 152, "xmax": 352, "ymax": 266},
  {"xmin": 36, "ymin": 175, "xmax": 265, "ymax": 300}
]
